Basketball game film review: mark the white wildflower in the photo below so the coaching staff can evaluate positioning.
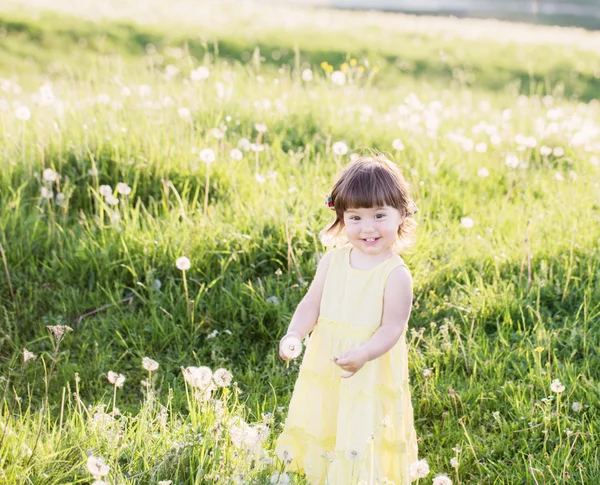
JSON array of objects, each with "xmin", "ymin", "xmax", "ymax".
[
  {"xmin": 433, "ymin": 473, "xmax": 452, "ymax": 485},
  {"xmin": 86, "ymin": 455, "xmax": 110, "ymax": 478},
  {"xmin": 550, "ymin": 379, "xmax": 565, "ymax": 393},
  {"xmin": 191, "ymin": 66, "xmax": 210, "ymax": 81},
  {"xmin": 199, "ymin": 148, "xmax": 216, "ymax": 164},
  {"xmin": 178, "ymin": 107, "xmax": 191, "ymax": 119},
  {"xmin": 280, "ymin": 334, "xmax": 302, "ymax": 360},
  {"xmin": 176, "ymin": 256, "xmax": 191, "ymax": 271},
  {"xmin": 301, "ymin": 69, "xmax": 313, "ymax": 82},
  {"xmin": 107, "ymin": 371, "xmax": 126, "ymax": 387},
  {"xmin": 477, "ymin": 167, "xmax": 489, "ymax": 178},
  {"xmin": 142, "ymin": 357, "xmax": 159, "ymax": 372},
  {"xmin": 15, "ymin": 106, "xmax": 31, "ymax": 121},
  {"xmin": 43, "ymin": 168, "xmax": 58, "ymax": 182},
  {"xmin": 99, "ymin": 185, "xmax": 113, "ymax": 197},
  {"xmin": 332, "ymin": 141, "xmax": 348, "ymax": 156},
  {"xmin": 230, "ymin": 148, "xmax": 243, "ymax": 160},
  {"xmin": 461, "ymin": 217, "xmax": 474, "ymax": 229},
  {"xmin": 331, "ymin": 71, "xmax": 346, "ymax": 86},
  {"xmin": 238, "ymin": 138, "xmax": 251, "ymax": 151},
  {"xmin": 23, "ymin": 349, "xmax": 37, "ymax": 364},
  {"xmin": 116, "ymin": 183, "xmax": 131, "ymax": 195},
  {"xmin": 182, "ymin": 366, "xmax": 213, "ymax": 389},
  {"xmin": 213, "ymin": 368, "xmax": 233, "ymax": 387},
  {"xmin": 255, "ymin": 122, "xmax": 267, "ymax": 133},
  {"xmin": 392, "ymin": 139, "xmax": 405, "ymax": 151}
]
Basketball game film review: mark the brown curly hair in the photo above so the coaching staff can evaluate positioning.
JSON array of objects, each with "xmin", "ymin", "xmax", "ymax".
[{"xmin": 320, "ymin": 153, "xmax": 417, "ymax": 252}]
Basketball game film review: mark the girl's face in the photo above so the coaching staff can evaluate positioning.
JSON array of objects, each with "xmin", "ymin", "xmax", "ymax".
[{"xmin": 342, "ymin": 205, "xmax": 405, "ymax": 256}]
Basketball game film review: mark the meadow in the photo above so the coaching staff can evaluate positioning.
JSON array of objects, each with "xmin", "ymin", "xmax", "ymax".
[{"xmin": 0, "ymin": 0, "xmax": 599, "ymax": 483}]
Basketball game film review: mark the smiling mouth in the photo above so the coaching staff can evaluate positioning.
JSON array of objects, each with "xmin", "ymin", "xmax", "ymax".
[{"xmin": 362, "ymin": 237, "xmax": 380, "ymax": 242}]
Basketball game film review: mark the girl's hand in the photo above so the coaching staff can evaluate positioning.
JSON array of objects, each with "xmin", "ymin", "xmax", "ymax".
[
  {"xmin": 332, "ymin": 347, "xmax": 369, "ymax": 379},
  {"xmin": 279, "ymin": 332, "xmax": 302, "ymax": 362}
]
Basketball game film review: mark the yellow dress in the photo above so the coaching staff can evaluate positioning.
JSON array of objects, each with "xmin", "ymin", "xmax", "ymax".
[{"xmin": 275, "ymin": 244, "xmax": 418, "ymax": 485}]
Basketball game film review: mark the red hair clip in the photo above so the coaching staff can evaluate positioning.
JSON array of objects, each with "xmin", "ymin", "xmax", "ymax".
[{"xmin": 324, "ymin": 194, "xmax": 335, "ymax": 210}]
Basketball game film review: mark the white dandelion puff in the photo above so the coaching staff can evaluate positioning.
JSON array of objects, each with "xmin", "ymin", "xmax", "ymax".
[
  {"xmin": 142, "ymin": 357, "xmax": 159, "ymax": 372},
  {"xmin": 176, "ymin": 256, "xmax": 191, "ymax": 271},
  {"xmin": 461, "ymin": 217, "xmax": 474, "ymax": 229},
  {"xmin": 230, "ymin": 148, "xmax": 243, "ymax": 160},
  {"xmin": 477, "ymin": 167, "xmax": 489, "ymax": 178},
  {"xmin": 15, "ymin": 106, "xmax": 31, "ymax": 121},
  {"xmin": 116, "ymin": 183, "xmax": 131, "ymax": 196},
  {"xmin": 301, "ymin": 69, "xmax": 313, "ymax": 82},
  {"xmin": 280, "ymin": 334, "xmax": 302, "ymax": 360},
  {"xmin": 86, "ymin": 455, "xmax": 110, "ymax": 479},
  {"xmin": 433, "ymin": 473, "xmax": 453, "ymax": 485},
  {"xmin": 191, "ymin": 66, "xmax": 210, "ymax": 81},
  {"xmin": 550, "ymin": 379, "xmax": 565, "ymax": 393},
  {"xmin": 332, "ymin": 141, "xmax": 348, "ymax": 156},
  {"xmin": 331, "ymin": 71, "xmax": 346, "ymax": 86},
  {"xmin": 99, "ymin": 185, "xmax": 113, "ymax": 197},
  {"xmin": 23, "ymin": 349, "xmax": 37, "ymax": 365},
  {"xmin": 213, "ymin": 368, "xmax": 233, "ymax": 387},
  {"xmin": 392, "ymin": 139, "xmax": 405, "ymax": 151},
  {"xmin": 43, "ymin": 168, "xmax": 58, "ymax": 182},
  {"xmin": 237, "ymin": 138, "xmax": 251, "ymax": 151},
  {"xmin": 107, "ymin": 371, "xmax": 125, "ymax": 387},
  {"xmin": 200, "ymin": 148, "xmax": 216, "ymax": 164}
]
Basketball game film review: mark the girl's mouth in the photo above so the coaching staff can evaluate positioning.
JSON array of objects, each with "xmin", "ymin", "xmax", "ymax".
[{"xmin": 362, "ymin": 237, "xmax": 381, "ymax": 245}]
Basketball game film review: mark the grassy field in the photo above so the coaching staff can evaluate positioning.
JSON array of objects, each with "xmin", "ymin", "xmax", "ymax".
[{"xmin": 0, "ymin": 0, "xmax": 599, "ymax": 483}]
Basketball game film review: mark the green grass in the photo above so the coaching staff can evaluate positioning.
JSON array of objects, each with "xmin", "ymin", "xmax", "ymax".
[{"xmin": 0, "ymin": 1, "xmax": 599, "ymax": 483}]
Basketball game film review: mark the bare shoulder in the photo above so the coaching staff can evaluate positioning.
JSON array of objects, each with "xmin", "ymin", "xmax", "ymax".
[
  {"xmin": 386, "ymin": 264, "xmax": 413, "ymax": 292},
  {"xmin": 381, "ymin": 264, "xmax": 413, "ymax": 330}
]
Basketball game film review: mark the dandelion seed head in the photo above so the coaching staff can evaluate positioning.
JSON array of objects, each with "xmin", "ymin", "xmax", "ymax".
[
  {"xmin": 86, "ymin": 455, "xmax": 110, "ymax": 479},
  {"xmin": 432, "ymin": 473, "xmax": 452, "ymax": 485},
  {"xmin": 23, "ymin": 349, "xmax": 37, "ymax": 364},
  {"xmin": 331, "ymin": 71, "xmax": 346, "ymax": 86},
  {"xmin": 213, "ymin": 368, "xmax": 233, "ymax": 387},
  {"xmin": 43, "ymin": 168, "xmax": 58, "ymax": 182},
  {"xmin": 116, "ymin": 182, "xmax": 131, "ymax": 196},
  {"xmin": 332, "ymin": 141, "xmax": 348, "ymax": 156},
  {"xmin": 46, "ymin": 325, "xmax": 73, "ymax": 343},
  {"xmin": 107, "ymin": 371, "xmax": 126, "ymax": 387},
  {"xmin": 550, "ymin": 379, "xmax": 565, "ymax": 393},
  {"xmin": 200, "ymin": 148, "xmax": 216, "ymax": 163},
  {"xmin": 15, "ymin": 106, "xmax": 31, "ymax": 121},
  {"xmin": 176, "ymin": 256, "xmax": 191, "ymax": 271},
  {"xmin": 142, "ymin": 357, "xmax": 159, "ymax": 372},
  {"xmin": 461, "ymin": 217, "xmax": 474, "ymax": 229},
  {"xmin": 230, "ymin": 148, "xmax": 243, "ymax": 160}
]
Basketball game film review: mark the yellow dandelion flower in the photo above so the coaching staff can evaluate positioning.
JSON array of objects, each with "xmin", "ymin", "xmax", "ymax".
[
  {"xmin": 350, "ymin": 58, "xmax": 357, "ymax": 66},
  {"xmin": 372, "ymin": 66, "xmax": 380, "ymax": 73},
  {"xmin": 320, "ymin": 61, "xmax": 329, "ymax": 70},
  {"xmin": 326, "ymin": 65, "xmax": 333, "ymax": 73},
  {"xmin": 358, "ymin": 66, "xmax": 365, "ymax": 73},
  {"xmin": 341, "ymin": 63, "xmax": 349, "ymax": 73},
  {"xmin": 534, "ymin": 346, "xmax": 544, "ymax": 353}
]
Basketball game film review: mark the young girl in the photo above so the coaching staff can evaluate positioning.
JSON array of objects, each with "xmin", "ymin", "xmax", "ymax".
[{"xmin": 275, "ymin": 154, "xmax": 421, "ymax": 484}]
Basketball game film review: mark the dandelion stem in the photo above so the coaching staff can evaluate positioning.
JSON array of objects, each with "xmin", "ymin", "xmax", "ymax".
[{"xmin": 203, "ymin": 163, "xmax": 210, "ymax": 218}]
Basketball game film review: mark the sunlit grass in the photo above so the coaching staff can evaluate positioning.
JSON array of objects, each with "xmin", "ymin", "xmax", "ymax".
[{"xmin": 0, "ymin": 1, "xmax": 599, "ymax": 483}]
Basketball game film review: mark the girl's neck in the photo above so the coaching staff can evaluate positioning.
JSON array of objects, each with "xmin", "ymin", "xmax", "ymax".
[{"xmin": 348, "ymin": 245, "xmax": 394, "ymax": 270}]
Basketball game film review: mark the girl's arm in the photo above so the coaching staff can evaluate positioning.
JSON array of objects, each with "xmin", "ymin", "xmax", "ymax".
[
  {"xmin": 284, "ymin": 249, "xmax": 333, "ymax": 340},
  {"xmin": 360, "ymin": 265, "xmax": 413, "ymax": 361}
]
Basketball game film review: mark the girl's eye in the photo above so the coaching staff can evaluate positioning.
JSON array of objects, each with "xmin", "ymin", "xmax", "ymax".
[{"xmin": 376, "ymin": 214, "xmax": 385, "ymax": 219}]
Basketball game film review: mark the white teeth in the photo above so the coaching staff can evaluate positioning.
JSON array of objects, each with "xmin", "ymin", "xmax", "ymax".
[{"xmin": 365, "ymin": 238, "xmax": 377, "ymax": 242}]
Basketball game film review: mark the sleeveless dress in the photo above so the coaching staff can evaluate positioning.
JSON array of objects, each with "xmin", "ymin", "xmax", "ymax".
[{"xmin": 275, "ymin": 244, "xmax": 418, "ymax": 485}]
